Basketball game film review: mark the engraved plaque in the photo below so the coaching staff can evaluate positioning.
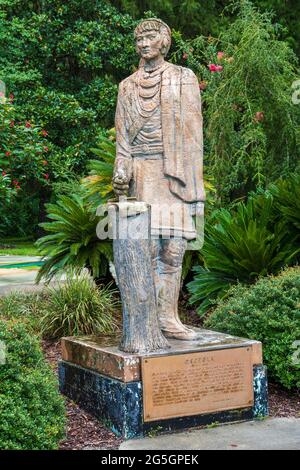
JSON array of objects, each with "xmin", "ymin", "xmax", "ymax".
[{"xmin": 142, "ymin": 347, "xmax": 254, "ymax": 422}]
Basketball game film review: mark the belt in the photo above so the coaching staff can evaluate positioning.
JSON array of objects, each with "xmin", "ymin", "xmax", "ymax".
[{"xmin": 131, "ymin": 144, "xmax": 163, "ymax": 156}]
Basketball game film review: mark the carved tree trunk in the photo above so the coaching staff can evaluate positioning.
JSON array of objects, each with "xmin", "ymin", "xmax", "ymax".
[{"xmin": 109, "ymin": 201, "xmax": 169, "ymax": 354}]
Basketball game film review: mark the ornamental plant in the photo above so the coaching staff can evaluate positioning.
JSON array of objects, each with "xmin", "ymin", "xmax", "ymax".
[
  {"xmin": 39, "ymin": 270, "xmax": 120, "ymax": 338},
  {"xmin": 36, "ymin": 193, "xmax": 113, "ymax": 283},
  {"xmin": 81, "ymin": 128, "xmax": 116, "ymax": 210},
  {"xmin": 187, "ymin": 185, "xmax": 300, "ymax": 315}
]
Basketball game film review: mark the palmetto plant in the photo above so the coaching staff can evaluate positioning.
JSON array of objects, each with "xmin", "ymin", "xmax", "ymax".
[
  {"xmin": 36, "ymin": 193, "xmax": 113, "ymax": 283},
  {"xmin": 269, "ymin": 174, "xmax": 300, "ymax": 232},
  {"xmin": 36, "ymin": 131, "xmax": 118, "ymax": 283},
  {"xmin": 187, "ymin": 191, "xmax": 300, "ymax": 315},
  {"xmin": 81, "ymin": 129, "xmax": 116, "ymax": 211}
]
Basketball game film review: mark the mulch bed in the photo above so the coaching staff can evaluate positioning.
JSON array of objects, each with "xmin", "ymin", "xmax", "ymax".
[
  {"xmin": 42, "ymin": 337, "xmax": 300, "ymax": 450},
  {"xmin": 268, "ymin": 382, "xmax": 300, "ymax": 418}
]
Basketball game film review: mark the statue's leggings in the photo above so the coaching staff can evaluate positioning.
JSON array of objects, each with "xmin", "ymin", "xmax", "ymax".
[{"xmin": 150, "ymin": 238, "xmax": 187, "ymax": 329}]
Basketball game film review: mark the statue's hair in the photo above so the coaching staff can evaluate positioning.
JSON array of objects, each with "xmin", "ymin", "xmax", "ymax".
[{"xmin": 134, "ymin": 18, "xmax": 171, "ymax": 57}]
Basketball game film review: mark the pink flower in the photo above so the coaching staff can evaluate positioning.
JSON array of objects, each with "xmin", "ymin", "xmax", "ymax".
[
  {"xmin": 25, "ymin": 121, "xmax": 31, "ymax": 128},
  {"xmin": 5, "ymin": 151, "xmax": 11, "ymax": 157},
  {"xmin": 44, "ymin": 173, "xmax": 49, "ymax": 180},
  {"xmin": 209, "ymin": 64, "xmax": 223, "ymax": 72},
  {"xmin": 10, "ymin": 120, "xmax": 15, "ymax": 127},
  {"xmin": 9, "ymin": 93, "xmax": 14, "ymax": 102},
  {"xmin": 41, "ymin": 129, "xmax": 48, "ymax": 137},
  {"xmin": 209, "ymin": 64, "xmax": 218, "ymax": 72},
  {"xmin": 2, "ymin": 171, "xmax": 6, "ymax": 176},
  {"xmin": 0, "ymin": 92, "xmax": 4, "ymax": 97},
  {"xmin": 199, "ymin": 80, "xmax": 207, "ymax": 91},
  {"xmin": 217, "ymin": 51, "xmax": 225, "ymax": 61},
  {"xmin": 182, "ymin": 52, "xmax": 188, "ymax": 60},
  {"xmin": 44, "ymin": 146, "xmax": 49, "ymax": 152}
]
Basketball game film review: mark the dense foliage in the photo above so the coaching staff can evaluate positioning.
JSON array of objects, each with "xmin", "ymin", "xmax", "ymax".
[
  {"xmin": 113, "ymin": 0, "xmax": 300, "ymax": 56},
  {"xmin": 0, "ymin": 0, "xmax": 137, "ymax": 234},
  {"xmin": 171, "ymin": 1, "xmax": 300, "ymax": 201},
  {"xmin": 0, "ymin": 97, "xmax": 51, "ymax": 235},
  {"xmin": 0, "ymin": 318, "xmax": 65, "ymax": 449},
  {"xmin": 187, "ymin": 179, "xmax": 300, "ymax": 315},
  {"xmin": 205, "ymin": 267, "xmax": 300, "ymax": 389},
  {"xmin": 81, "ymin": 128, "xmax": 116, "ymax": 210},
  {"xmin": 1, "ymin": 1, "xmax": 299, "ymax": 236}
]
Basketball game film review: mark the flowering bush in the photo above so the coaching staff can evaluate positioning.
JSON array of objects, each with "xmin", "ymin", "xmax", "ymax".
[
  {"xmin": 0, "ymin": 1, "xmax": 137, "ymax": 180},
  {"xmin": 0, "ymin": 170, "xmax": 15, "ymax": 205},
  {"xmin": 0, "ymin": 100, "xmax": 51, "ymax": 192},
  {"xmin": 171, "ymin": 1, "xmax": 300, "ymax": 202},
  {"xmin": 0, "ymin": 97, "xmax": 52, "ymax": 235},
  {"xmin": 0, "ymin": 0, "xmax": 137, "ymax": 236}
]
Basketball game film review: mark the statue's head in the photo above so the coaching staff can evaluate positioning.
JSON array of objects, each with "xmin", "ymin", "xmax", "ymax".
[{"xmin": 134, "ymin": 18, "xmax": 171, "ymax": 61}]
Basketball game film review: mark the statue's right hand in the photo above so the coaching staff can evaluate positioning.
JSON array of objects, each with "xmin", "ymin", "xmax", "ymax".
[{"xmin": 112, "ymin": 168, "xmax": 130, "ymax": 196}]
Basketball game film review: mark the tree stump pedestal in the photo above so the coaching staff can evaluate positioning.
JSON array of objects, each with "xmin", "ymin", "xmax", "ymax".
[{"xmin": 108, "ymin": 199, "xmax": 169, "ymax": 353}]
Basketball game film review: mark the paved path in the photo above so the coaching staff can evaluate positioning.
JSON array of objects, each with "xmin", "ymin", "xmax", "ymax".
[
  {"xmin": 0, "ymin": 268, "xmax": 41, "ymax": 295},
  {"xmin": 0, "ymin": 255, "xmax": 63, "ymax": 295},
  {"xmin": 0, "ymin": 255, "xmax": 42, "ymax": 266},
  {"xmin": 120, "ymin": 418, "xmax": 300, "ymax": 450}
]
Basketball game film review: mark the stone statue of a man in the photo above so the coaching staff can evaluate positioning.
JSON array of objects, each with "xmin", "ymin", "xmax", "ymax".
[{"xmin": 113, "ymin": 18, "xmax": 205, "ymax": 341}]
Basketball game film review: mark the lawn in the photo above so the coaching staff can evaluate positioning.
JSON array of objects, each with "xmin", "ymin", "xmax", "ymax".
[{"xmin": 0, "ymin": 237, "xmax": 40, "ymax": 256}]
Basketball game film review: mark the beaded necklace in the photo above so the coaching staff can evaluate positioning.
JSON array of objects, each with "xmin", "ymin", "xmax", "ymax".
[{"xmin": 135, "ymin": 62, "xmax": 168, "ymax": 117}]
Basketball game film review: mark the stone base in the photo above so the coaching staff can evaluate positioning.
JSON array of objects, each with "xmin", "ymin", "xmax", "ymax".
[{"xmin": 59, "ymin": 330, "xmax": 269, "ymax": 439}]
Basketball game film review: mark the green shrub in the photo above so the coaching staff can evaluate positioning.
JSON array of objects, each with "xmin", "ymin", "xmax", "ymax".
[
  {"xmin": 205, "ymin": 267, "xmax": 300, "ymax": 389},
  {"xmin": 0, "ymin": 291, "xmax": 41, "ymax": 333},
  {"xmin": 0, "ymin": 319, "xmax": 65, "ymax": 449},
  {"xmin": 0, "ymin": 170, "xmax": 15, "ymax": 210},
  {"xmin": 39, "ymin": 270, "xmax": 120, "ymax": 338},
  {"xmin": 206, "ymin": 1, "xmax": 300, "ymax": 201}
]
